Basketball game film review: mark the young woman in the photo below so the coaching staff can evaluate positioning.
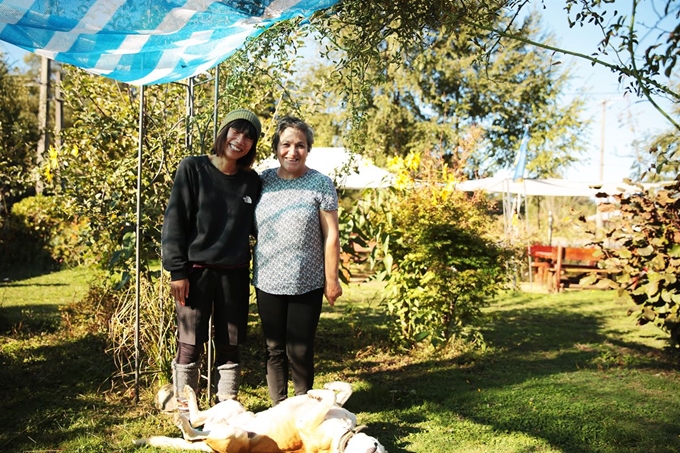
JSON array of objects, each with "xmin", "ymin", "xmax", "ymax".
[
  {"xmin": 253, "ymin": 115, "xmax": 342, "ymax": 405},
  {"xmin": 162, "ymin": 108, "xmax": 262, "ymax": 404}
]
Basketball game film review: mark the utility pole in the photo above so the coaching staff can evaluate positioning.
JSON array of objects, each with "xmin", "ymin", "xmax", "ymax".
[
  {"xmin": 36, "ymin": 56, "xmax": 51, "ymax": 195},
  {"xmin": 54, "ymin": 66, "xmax": 63, "ymax": 149},
  {"xmin": 600, "ymin": 99, "xmax": 606, "ymax": 182},
  {"xmin": 596, "ymin": 99, "xmax": 607, "ymax": 236}
]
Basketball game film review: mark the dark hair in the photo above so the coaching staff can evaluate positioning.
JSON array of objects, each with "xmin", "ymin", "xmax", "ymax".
[
  {"xmin": 213, "ymin": 119, "xmax": 259, "ymax": 170},
  {"xmin": 271, "ymin": 116, "xmax": 314, "ymax": 155}
]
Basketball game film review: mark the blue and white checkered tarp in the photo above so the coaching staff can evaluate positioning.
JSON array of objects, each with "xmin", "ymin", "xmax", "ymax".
[{"xmin": 0, "ymin": 0, "xmax": 338, "ymax": 85}]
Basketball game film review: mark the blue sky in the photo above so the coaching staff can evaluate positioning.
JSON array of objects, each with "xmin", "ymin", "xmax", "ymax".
[
  {"xmin": 0, "ymin": 40, "xmax": 24, "ymax": 68},
  {"xmin": 1, "ymin": 1, "xmax": 675, "ymax": 183}
]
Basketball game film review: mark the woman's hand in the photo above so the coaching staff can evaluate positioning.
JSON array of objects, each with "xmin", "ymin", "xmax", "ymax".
[
  {"xmin": 320, "ymin": 209, "xmax": 342, "ymax": 306},
  {"xmin": 170, "ymin": 278, "xmax": 190, "ymax": 306},
  {"xmin": 324, "ymin": 278, "xmax": 342, "ymax": 306}
]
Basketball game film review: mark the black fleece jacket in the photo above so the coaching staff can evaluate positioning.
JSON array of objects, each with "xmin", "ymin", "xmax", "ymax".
[{"xmin": 161, "ymin": 155, "xmax": 261, "ymax": 281}]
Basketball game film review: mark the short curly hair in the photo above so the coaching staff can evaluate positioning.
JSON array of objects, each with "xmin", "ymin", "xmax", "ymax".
[{"xmin": 271, "ymin": 115, "xmax": 314, "ymax": 155}]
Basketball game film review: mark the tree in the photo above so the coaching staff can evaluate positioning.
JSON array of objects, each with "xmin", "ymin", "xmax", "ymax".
[
  {"xmin": 291, "ymin": 64, "xmax": 347, "ymax": 147},
  {"xmin": 315, "ymin": 0, "xmax": 679, "ymax": 137},
  {"xmin": 0, "ymin": 54, "xmax": 38, "ymax": 217},
  {"xmin": 630, "ymin": 82, "xmax": 680, "ymax": 182},
  {"xmin": 306, "ymin": 6, "xmax": 589, "ymax": 178},
  {"xmin": 590, "ymin": 176, "xmax": 680, "ymax": 347},
  {"xmin": 558, "ymin": 0, "xmax": 679, "ymax": 130},
  {"xmin": 588, "ymin": 83, "xmax": 679, "ymax": 346},
  {"xmin": 344, "ymin": 151, "xmax": 517, "ymax": 347}
]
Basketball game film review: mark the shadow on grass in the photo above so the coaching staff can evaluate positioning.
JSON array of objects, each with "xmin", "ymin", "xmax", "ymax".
[
  {"xmin": 3, "ymin": 284, "xmax": 678, "ymax": 453},
  {"xmin": 0, "ymin": 331, "xmax": 118, "ymax": 452},
  {"xmin": 310, "ymin": 294, "xmax": 680, "ymax": 453},
  {"xmin": 0, "ymin": 282, "xmax": 68, "ymax": 287},
  {"xmin": 0, "ymin": 303, "xmax": 65, "ymax": 335},
  {"xmin": 0, "ymin": 265, "xmax": 61, "ymax": 283}
]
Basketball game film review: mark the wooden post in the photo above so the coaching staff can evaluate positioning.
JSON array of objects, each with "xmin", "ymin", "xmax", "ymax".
[
  {"xmin": 54, "ymin": 67, "xmax": 63, "ymax": 149},
  {"xmin": 554, "ymin": 245, "xmax": 564, "ymax": 292},
  {"xmin": 36, "ymin": 56, "xmax": 51, "ymax": 194}
]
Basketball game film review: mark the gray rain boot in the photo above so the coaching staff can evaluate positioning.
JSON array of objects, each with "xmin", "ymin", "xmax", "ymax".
[
  {"xmin": 172, "ymin": 360, "xmax": 200, "ymax": 414},
  {"xmin": 214, "ymin": 363, "xmax": 241, "ymax": 402}
]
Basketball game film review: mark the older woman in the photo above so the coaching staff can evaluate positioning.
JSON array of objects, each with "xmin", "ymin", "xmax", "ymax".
[{"xmin": 253, "ymin": 115, "xmax": 342, "ymax": 405}]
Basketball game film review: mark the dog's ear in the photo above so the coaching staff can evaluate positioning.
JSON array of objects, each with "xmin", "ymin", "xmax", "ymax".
[{"xmin": 155, "ymin": 383, "xmax": 177, "ymax": 412}]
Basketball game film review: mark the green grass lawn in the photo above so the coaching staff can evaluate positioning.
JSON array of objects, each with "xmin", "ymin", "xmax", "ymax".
[
  {"xmin": 0, "ymin": 266, "xmax": 92, "ymax": 333},
  {"xmin": 0, "ymin": 268, "xmax": 678, "ymax": 453}
]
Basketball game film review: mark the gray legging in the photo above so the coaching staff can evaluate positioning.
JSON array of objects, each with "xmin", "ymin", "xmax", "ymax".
[{"xmin": 256, "ymin": 287, "xmax": 324, "ymax": 405}]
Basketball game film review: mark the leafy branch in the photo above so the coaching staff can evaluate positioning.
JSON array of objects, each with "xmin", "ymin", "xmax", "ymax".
[{"xmin": 462, "ymin": 14, "xmax": 680, "ymax": 131}]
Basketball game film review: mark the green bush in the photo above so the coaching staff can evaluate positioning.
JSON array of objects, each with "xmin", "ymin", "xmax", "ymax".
[
  {"xmin": 0, "ymin": 195, "xmax": 92, "ymax": 269},
  {"xmin": 590, "ymin": 177, "xmax": 680, "ymax": 347},
  {"xmin": 347, "ymin": 182, "xmax": 517, "ymax": 348}
]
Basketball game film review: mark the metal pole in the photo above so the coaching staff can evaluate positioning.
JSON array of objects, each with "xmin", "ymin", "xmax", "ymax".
[
  {"xmin": 502, "ymin": 179, "xmax": 511, "ymax": 239},
  {"xmin": 213, "ymin": 64, "xmax": 220, "ymax": 140},
  {"xmin": 206, "ymin": 65, "xmax": 220, "ymax": 403},
  {"xmin": 523, "ymin": 180, "xmax": 529, "ymax": 240},
  {"xmin": 134, "ymin": 85, "xmax": 145, "ymax": 404},
  {"xmin": 186, "ymin": 77, "xmax": 195, "ymax": 152}
]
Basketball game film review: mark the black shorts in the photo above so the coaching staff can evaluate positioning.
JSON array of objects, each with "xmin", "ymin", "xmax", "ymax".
[{"xmin": 176, "ymin": 266, "xmax": 250, "ymax": 346}]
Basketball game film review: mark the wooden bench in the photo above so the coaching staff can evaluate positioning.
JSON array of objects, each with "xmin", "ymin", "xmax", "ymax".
[
  {"xmin": 551, "ymin": 245, "xmax": 608, "ymax": 292},
  {"xmin": 528, "ymin": 244, "xmax": 608, "ymax": 291},
  {"xmin": 341, "ymin": 240, "xmax": 374, "ymax": 282}
]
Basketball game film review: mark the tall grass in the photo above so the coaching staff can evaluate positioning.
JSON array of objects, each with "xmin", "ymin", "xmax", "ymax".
[
  {"xmin": 0, "ymin": 267, "xmax": 678, "ymax": 453},
  {"xmin": 106, "ymin": 274, "xmax": 177, "ymax": 390}
]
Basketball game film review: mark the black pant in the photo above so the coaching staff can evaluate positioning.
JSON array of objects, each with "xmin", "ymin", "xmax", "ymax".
[
  {"xmin": 176, "ymin": 267, "xmax": 250, "ymax": 347},
  {"xmin": 256, "ymin": 287, "xmax": 323, "ymax": 405}
]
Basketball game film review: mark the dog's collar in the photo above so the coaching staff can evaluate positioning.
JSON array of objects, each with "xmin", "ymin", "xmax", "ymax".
[{"xmin": 337, "ymin": 425, "xmax": 367, "ymax": 453}]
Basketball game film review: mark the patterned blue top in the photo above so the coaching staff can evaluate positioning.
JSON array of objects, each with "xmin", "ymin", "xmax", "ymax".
[{"xmin": 253, "ymin": 168, "xmax": 339, "ymax": 295}]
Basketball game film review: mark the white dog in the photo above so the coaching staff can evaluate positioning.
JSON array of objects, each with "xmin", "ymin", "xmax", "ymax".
[{"xmin": 135, "ymin": 381, "xmax": 387, "ymax": 453}]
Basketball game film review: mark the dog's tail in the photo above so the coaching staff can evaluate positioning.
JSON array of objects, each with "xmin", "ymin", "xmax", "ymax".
[{"xmin": 133, "ymin": 436, "xmax": 214, "ymax": 452}]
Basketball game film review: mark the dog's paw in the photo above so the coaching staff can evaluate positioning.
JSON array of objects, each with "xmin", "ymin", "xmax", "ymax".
[
  {"xmin": 182, "ymin": 384, "xmax": 197, "ymax": 400},
  {"xmin": 174, "ymin": 412, "xmax": 197, "ymax": 436},
  {"xmin": 323, "ymin": 381, "xmax": 353, "ymax": 406},
  {"xmin": 306, "ymin": 389, "xmax": 323, "ymax": 401},
  {"xmin": 307, "ymin": 389, "xmax": 336, "ymax": 402},
  {"xmin": 323, "ymin": 381, "xmax": 352, "ymax": 393}
]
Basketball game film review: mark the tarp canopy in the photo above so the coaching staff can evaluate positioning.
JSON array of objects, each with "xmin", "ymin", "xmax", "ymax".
[
  {"xmin": 0, "ymin": 0, "xmax": 339, "ymax": 85},
  {"xmin": 454, "ymin": 177, "xmax": 667, "ymax": 197},
  {"xmin": 255, "ymin": 147, "xmax": 394, "ymax": 189}
]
